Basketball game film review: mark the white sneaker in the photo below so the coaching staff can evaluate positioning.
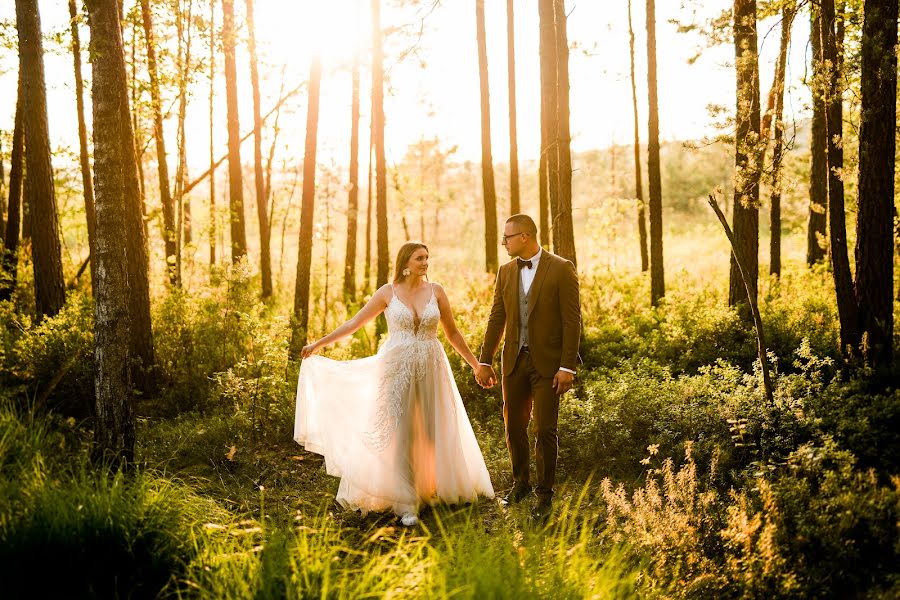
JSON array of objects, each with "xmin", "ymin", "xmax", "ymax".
[{"xmin": 400, "ymin": 512, "xmax": 418, "ymax": 527}]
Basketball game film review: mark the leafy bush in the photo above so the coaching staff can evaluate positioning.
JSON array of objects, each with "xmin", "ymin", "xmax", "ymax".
[{"xmin": 0, "ymin": 292, "xmax": 94, "ymax": 416}]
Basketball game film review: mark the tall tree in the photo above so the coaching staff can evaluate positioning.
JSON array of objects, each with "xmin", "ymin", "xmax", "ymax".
[
  {"xmin": 537, "ymin": 0, "xmax": 555, "ymax": 249},
  {"xmin": 728, "ymin": 0, "xmax": 761, "ymax": 314},
  {"xmin": 344, "ymin": 41, "xmax": 361, "ymax": 302},
  {"xmin": 628, "ymin": 0, "xmax": 648, "ymax": 273},
  {"xmin": 85, "ymin": 0, "xmax": 136, "ymax": 464},
  {"xmin": 68, "ymin": 0, "xmax": 97, "ymax": 293},
  {"xmin": 475, "ymin": 0, "xmax": 498, "ymax": 272},
  {"xmin": 768, "ymin": 2, "xmax": 795, "ymax": 277},
  {"xmin": 16, "ymin": 0, "xmax": 66, "ymax": 319},
  {"xmin": 372, "ymin": 0, "xmax": 388, "ymax": 294},
  {"xmin": 208, "ymin": 0, "xmax": 216, "ymax": 265},
  {"xmin": 222, "ymin": 0, "xmax": 248, "ymax": 263},
  {"xmin": 506, "ymin": 0, "xmax": 520, "ymax": 215},
  {"xmin": 245, "ymin": 0, "xmax": 272, "ymax": 297},
  {"xmin": 364, "ymin": 134, "xmax": 373, "ymax": 292},
  {"xmin": 551, "ymin": 0, "xmax": 576, "ymax": 264},
  {"xmin": 0, "ymin": 76, "xmax": 24, "ymax": 302},
  {"xmin": 821, "ymin": 0, "xmax": 858, "ymax": 355},
  {"xmin": 139, "ymin": 0, "xmax": 177, "ymax": 284},
  {"xmin": 173, "ymin": 0, "xmax": 194, "ymax": 287},
  {"xmin": 854, "ymin": 0, "xmax": 897, "ymax": 368},
  {"xmin": 806, "ymin": 6, "xmax": 828, "ymax": 265},
  {"xmin": 646, "ymin": 0, "xmax": 665, "ymax": 305},
  {"xmin": 290, "ymin": 54, "xmax": 323, "ymax": 359}
]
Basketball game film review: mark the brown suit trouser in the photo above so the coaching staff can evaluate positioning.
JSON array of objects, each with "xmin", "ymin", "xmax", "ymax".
[{"xmin": 502, "ymin": 347, "xmax": 559, "ymax": 500}]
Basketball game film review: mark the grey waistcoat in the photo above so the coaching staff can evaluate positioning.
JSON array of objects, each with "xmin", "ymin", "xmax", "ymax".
[{"xmin": 518, "ymin": 271, "xmax": 532, "ymax": 352}]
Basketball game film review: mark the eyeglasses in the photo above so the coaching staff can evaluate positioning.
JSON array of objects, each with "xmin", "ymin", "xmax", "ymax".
[{"xmin": 501, "ymin": 231, "xmax": 527, "ymax": 243}]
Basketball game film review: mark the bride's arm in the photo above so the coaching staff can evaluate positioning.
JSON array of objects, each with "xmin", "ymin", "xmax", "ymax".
[
  {"xmin": 302, "ymin": 284, "xmax": 391, "ymax": 357},
  {"xmin": 434, "ymin": 283, "xmax": 480, "ymax": 371}
]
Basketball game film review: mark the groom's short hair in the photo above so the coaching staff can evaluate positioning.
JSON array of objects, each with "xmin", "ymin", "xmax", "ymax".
[{"xmin": 506, "ymin": 214, "xmax": 538, "ymax": 237}]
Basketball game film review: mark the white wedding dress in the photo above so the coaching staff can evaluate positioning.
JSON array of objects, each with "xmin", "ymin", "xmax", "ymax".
[{"xmin": 293, "ymin": 283, "xmax": 495, "ymax": 516}]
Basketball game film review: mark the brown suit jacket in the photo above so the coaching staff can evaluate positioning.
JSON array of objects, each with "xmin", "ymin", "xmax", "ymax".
[{"xmin": 479, "ymin": 250, "xmax": 581, "ymax": 377}]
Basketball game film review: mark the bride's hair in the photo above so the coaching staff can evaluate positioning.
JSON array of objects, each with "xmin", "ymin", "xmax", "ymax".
[{"xmin": 393, "ymin": 242, "xmax": 429, "ymax": 283}]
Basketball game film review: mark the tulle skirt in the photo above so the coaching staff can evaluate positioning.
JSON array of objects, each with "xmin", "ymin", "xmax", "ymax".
[{"xmin": 293, "ymin": 337, "xmax": 495, "ymax": 516}]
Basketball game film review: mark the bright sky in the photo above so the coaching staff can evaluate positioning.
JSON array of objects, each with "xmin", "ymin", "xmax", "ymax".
[{"xmin": 0, "ymin": 1, "xmax": 812, "ymax": 170}]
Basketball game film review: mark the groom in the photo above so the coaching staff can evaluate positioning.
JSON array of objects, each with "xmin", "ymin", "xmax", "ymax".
[{"xmin": 476, "ymin": 214, "xmax": 581, "ymax": 521}]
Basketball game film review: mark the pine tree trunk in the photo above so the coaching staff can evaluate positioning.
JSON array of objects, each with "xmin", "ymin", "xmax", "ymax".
[
  {"xmin": 538, "ymin": 0, "xmax": 557, "ymax": 250},
  {"xmin": 552, "ymin": 0, "xmax": 576, "ymax": 265},
  {"xmin": 344, "ymin": 46, "xmax": 361, "ymax": 302},
  {"xmin": 476, "ymin": 0, "xmax": 498, "ymax": 272},
  {"xmin": 69, "ymin": 0, "xmax": 98, "ymax": 293},
  {"xmin": 807, "ymin": 7, "xmax": 828, "ymax": 266},
  {"xmin": 0, "ymin": 75, "xmax": 24, "ymax": 302},
  {"xmin": 245, "ymin": 0, "xmax": 271, "ymax": 297},
  {"xmin": 140, "ymin": 0, "xmax": 177, "ymax": 285},
  {"xmin": 854, "ymin": 0, "xmax": 897, "ymax": 368},
  {"xmin": 646, "ymin": 0, "xmax": 665, "ymax": 305},
  {"xmin": 628, "ymin": 0, "xmax": 648, "ymax": 273},
  {"xmin": 728, "ymin": 0, "xmax": 761, "ymax": 316},
  {"xmin": 222, "ymin": 0, "xmax": 247, "ymax": 263},
  {"xmin": 769, "ymin": 3, "xmax": 794, "ymax": 277},
  {"xmin": 820, "ymin": 0, "xmax": 858, "ymax": 355},
  {"xmin": 506, "ymin": 0, "xmax": 520, "ymax": 215},
  {"xmin": 364, "ymin": 133, "xmax": 373, "ymax": 293},
  {"xmin": 290, "ymin": 54, "xmax": 322, "ymax": 359},
  {"xmin": 208, "ymin": 0, "xmax": 216, "ymax": 265},
  {"xmin": 16, "ymin": 0, "xmax": 66, "ymax": 319},
  {"xmin": 173, "ymin": 0, "xmax": 193, "ymax": 288},
  {"xmin": 85, "ymin": 0, "xmax": 136, "ymax": 465},
  {"xmin": 372, "ymin": 0, "xmax": 389, "ymax": 295}
]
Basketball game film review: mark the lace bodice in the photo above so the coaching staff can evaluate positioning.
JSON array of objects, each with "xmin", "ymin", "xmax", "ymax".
[{"xmin": 384, "ymin": 283, "xmax": 441, "ymax": 341}]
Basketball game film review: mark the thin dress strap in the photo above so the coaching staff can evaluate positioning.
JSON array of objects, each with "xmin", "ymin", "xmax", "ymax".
[{"xmin": 430, "ymin": 282, "xmax": 436, "ymax": 300}]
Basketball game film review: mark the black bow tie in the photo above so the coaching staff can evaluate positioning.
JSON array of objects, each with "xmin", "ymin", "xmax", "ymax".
[{"xmin": 517, "ymin": 258, "xmax": 533, "ymax": 270}]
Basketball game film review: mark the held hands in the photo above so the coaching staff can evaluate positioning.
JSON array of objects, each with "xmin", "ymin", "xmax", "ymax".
[
  {"xmin": 553, "ymin": 370, "xmax": 575, "ymax": 395},
  {"xmin": 474, "ymin": 364, "xmax": 497, "ymax": 389}
]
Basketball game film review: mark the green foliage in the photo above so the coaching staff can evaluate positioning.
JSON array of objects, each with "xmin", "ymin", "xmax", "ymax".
[
  {"xmin": 0, "ymin": 292, "xmax": 94, "ymax": 415},
  {"xmin": 0, "ymin": 402, "xmax": 228, "ymax": 599}
]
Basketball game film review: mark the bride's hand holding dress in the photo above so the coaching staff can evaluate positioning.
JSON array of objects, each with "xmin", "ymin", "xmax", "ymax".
[{"xmin": 293, "ymin": 280, "xmax": 494, "ymax": 519}]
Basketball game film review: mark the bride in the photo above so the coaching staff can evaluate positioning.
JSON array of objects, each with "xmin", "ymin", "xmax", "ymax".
[{"xmin": 294, "ymin": 242, "xmax": 495, "ymax": 526}]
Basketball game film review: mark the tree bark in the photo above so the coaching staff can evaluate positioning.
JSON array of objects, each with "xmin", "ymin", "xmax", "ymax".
[
  {"xmin": 854, "ymin": 0, "xmax": 897, "ymax": 368},
  {"xmin": 372, "ymin": 0, "xmax": 389, "ymax": 296},
  {"xmin": 139, "ymin": 0, "xmax": 177, "ymax": 285},
  {"xmin": 476, "ymin": 0, "xmax": 498, "ymax": 272},
  {"xmin": 0, "ymin": 75, "xmax": 24, "ymax": 302},
  {"xmin": 506, "ymin": 0, "xmax": 520, "ymax": 215},
  {"xmin": 628, "ymin": 0, "xmax": 648, "ymax": 273},
  {"xmin": 16, "ymin": 0, "xmax": 66, "ymax": 319},
  {"xmin": 290, "ymin": 54, "xmax": 322, "ymax": 359},
  {"xmin": 646, "ymin": 0, "xmax": 665, "ymax": 305},
  {"xmin": 768, "ymin": 3, "xmax": 795, "ymax": 277},
  {"xmin": 69, "ymin": 0, "xmax": 98, "ymax": 294},
  {"xmin": 551, "ymin": 0, "xmax": 576, "ymax": 265},
  {"xmin": 819, "ymin": 0, "xmax": 858, "ymax": 355},
  {"xmin": 344, "ymin": 44, "xmax": 361, "ymax": 302},
  {"xmin": 538, "ymin": 0, "xmax": 557, "ymax": 250},
  {"xmin": 208, "ymin": 0, "xmax": 216, "ymax": 265},
  {"xmin": 85, "ymin": 0, "xmax": 136, "ymax": 465},
  {"xmin": 365, "ymin": 133, "xmax": 373, "ymax": 293},
  {"xmin": 806, "ymin": 7, "xmax": 828, "ymax": 266},
  {"xmin": 245, "ymin": 0, "xmax": 271, "ymax": 297},
  {"xmin": 222, "ymin": 0, "xmax": 247, "ymax": 263},
  {"xmin": 173, "ymin": 0, "xmax": 193, "ymax": 288},
  {"xmin": 728, "ymin": 0, "xmax": 761, "ymax": 316}
]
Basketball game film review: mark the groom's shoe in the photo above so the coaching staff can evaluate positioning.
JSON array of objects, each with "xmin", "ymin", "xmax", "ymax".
[
  {"xmin": 500, "ymin": 483, "xmax": 532, "ymax": 507},
  {"xmin": 530, "ymin": 497, "xmax": 553, "ymax": 523}
]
